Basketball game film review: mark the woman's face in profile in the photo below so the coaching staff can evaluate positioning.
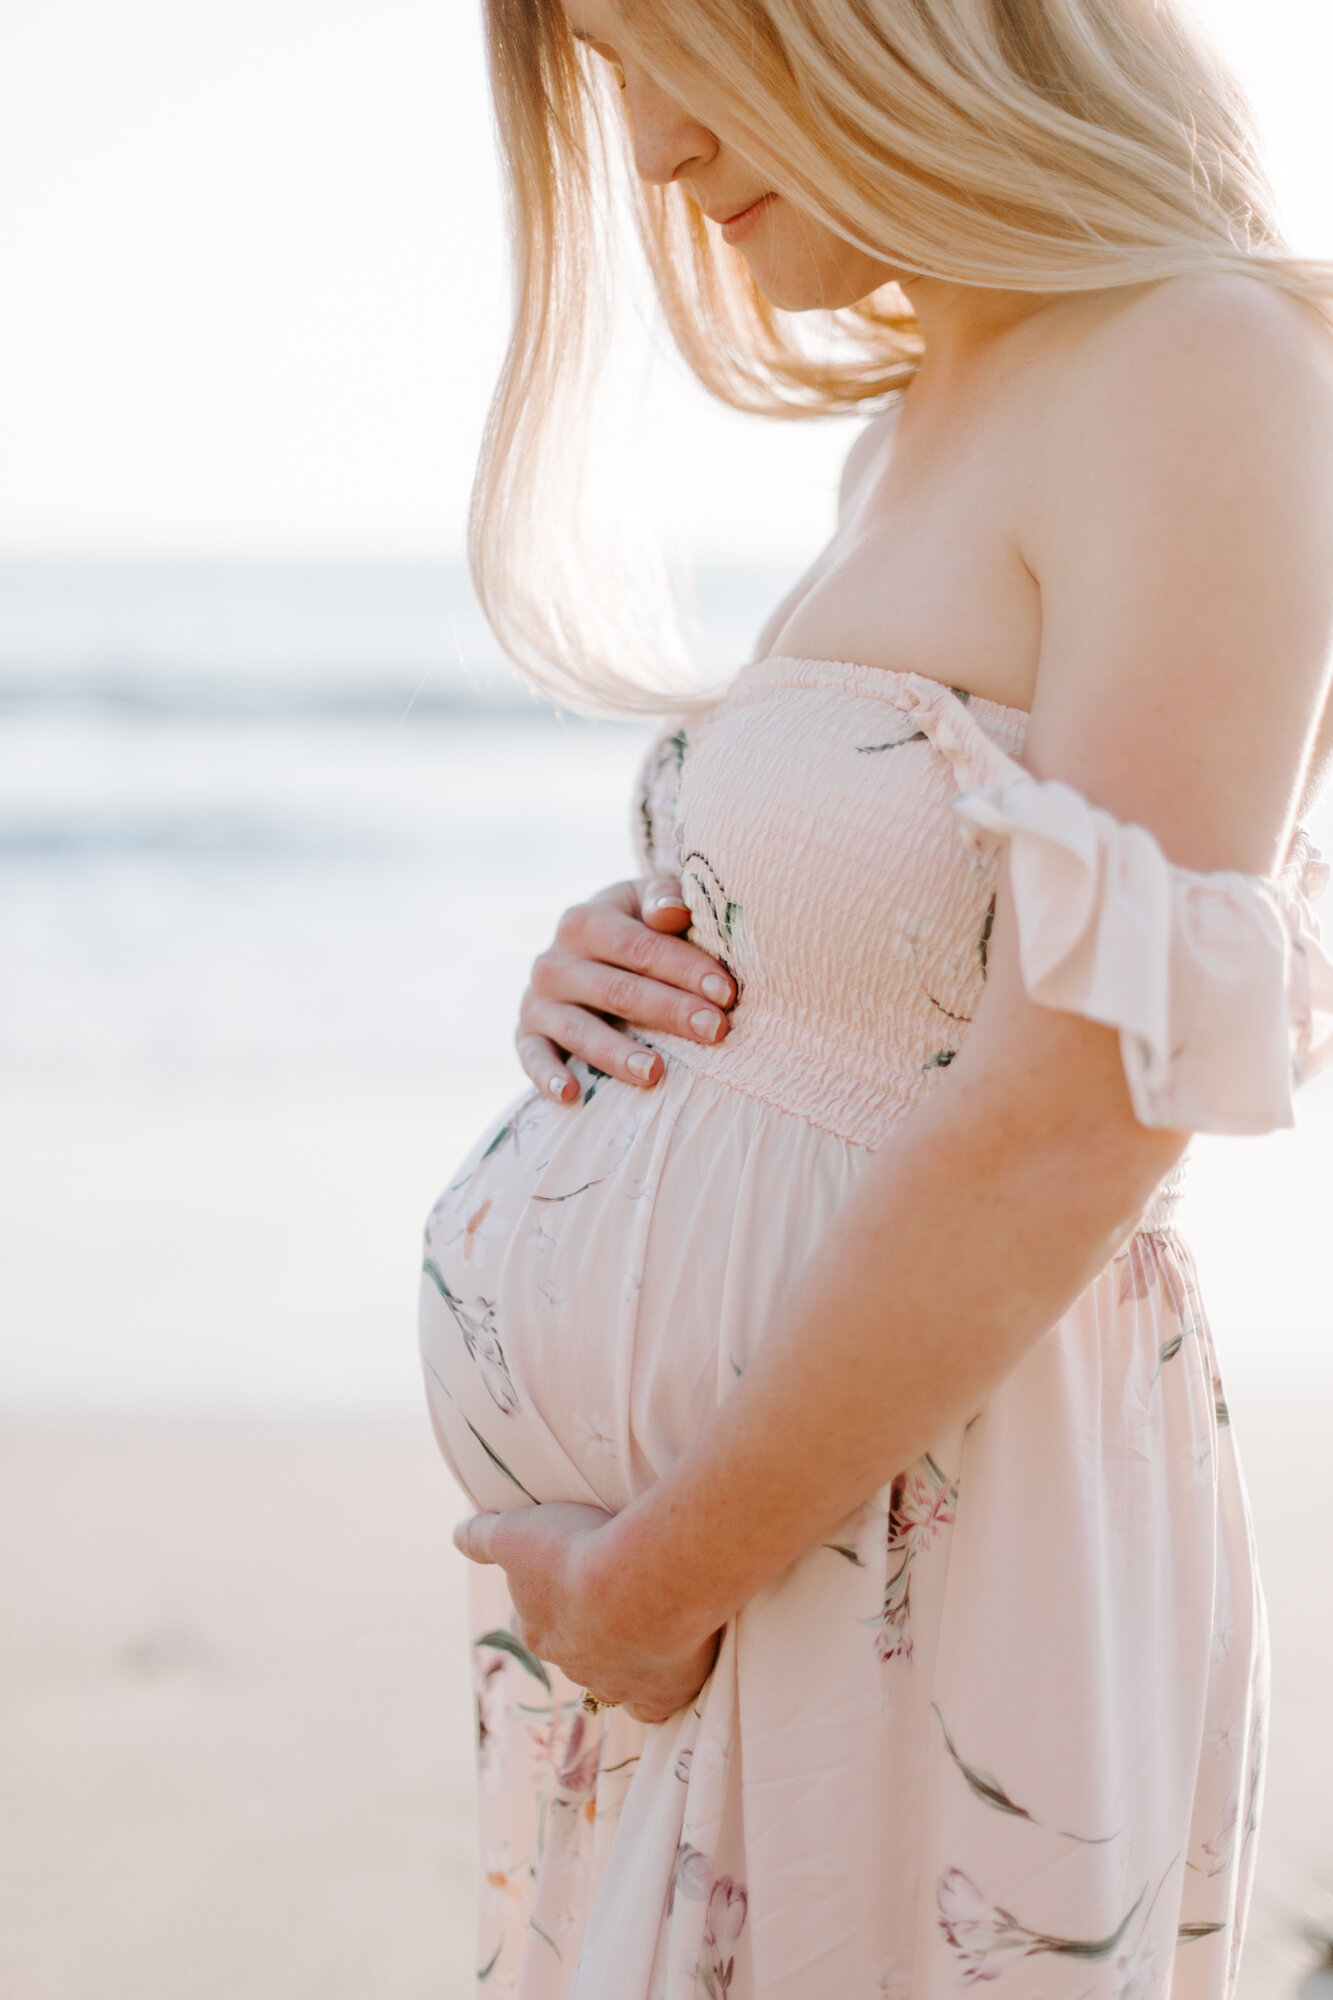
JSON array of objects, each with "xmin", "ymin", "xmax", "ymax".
[{"xmin": 562, "ymin": 0, "xmax": 901, "ymax": 311}]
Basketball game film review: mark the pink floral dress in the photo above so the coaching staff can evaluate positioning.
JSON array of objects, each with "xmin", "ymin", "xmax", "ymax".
[{"xmin": 419, "ymin": 658, "xmax": 1333, "ymax": 2000}]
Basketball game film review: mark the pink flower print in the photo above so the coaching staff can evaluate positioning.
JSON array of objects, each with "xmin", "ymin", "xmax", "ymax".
[
  {"xmin": 1198, "ymin": 1796, "xmax": 1239, "ymax": 1877},
  {"xmin": 462, "ymin": 1199, "xmax": 492, "ymax": 1261},
  {"xmin": 936, "ymin": 1869, "xmax": 1030, "ymax": 1983},
  {"xmin": 666, "ymin": 1841, "xmax": 711, "ymax": 1916},
  {"xmin": 556, "ymin": 1712, "xmax": 600, "ymax": 1798},
  {"xmin": 1211, "ymin": 1364, "xmax": 1231, "ymax": 1428},
  {"xmin": 875, "ymin": 1571, "xmax": 915, "ymax": 1666},
  {"xmin": 875, "ymin": 1454, "xmax": 957, "ymax": 1665},
  {"xmin": 1117, "ymin": 1232, "xmax": 1190, "ymax": 1319},
  {"xmin": 888, "ymin": 1464, "xmax": 957, "ymax": 1559},
  {"xmin": 475, "ymin": 1654, "xmax": 506, "ymax": 1773},
  {"xmin": 936, "ymin": 1868, "xmax": 1144, "ymax": 1984},
  {"xmin": 698, "ymin": 1877, "xmax": 748, "ymax": 1998},
  {"xmin": 705, "ymin": 1879, "xmax": 747, "ymax": 1951}
]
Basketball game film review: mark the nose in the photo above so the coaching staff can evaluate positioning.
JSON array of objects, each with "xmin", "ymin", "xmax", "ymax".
[{"xmin": 623, "ymin": 67, "xmax": 717, "ymax": 186}]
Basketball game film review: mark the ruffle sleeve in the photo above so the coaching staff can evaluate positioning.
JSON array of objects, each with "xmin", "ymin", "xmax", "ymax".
[{"xmin": 954, "ymin": 775, "xmax": 1333, "ymax": 1135}]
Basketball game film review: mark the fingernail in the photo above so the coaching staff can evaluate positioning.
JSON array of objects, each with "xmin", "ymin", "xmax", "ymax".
[
  {"xmin": 690, "ymin": 1009, "xmax": 721, "ymax": 1043},
  {"xmin": 549, "ymin": 1075, "xmax": 573, "ymax": 1101},
  {"xmin": 648, "ymin": 895, "xmax": 689, "ymax": 914},
  {"xmin": 701, "ymin": 974, "xmax": 731, "ymax": 1004},
  {"xmin": 627, "ymin": 1052, "xmax": 656, "ymax": 1081}
]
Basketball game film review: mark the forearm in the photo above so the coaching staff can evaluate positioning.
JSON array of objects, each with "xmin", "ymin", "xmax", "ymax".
[{"xmin": 587, "ymin": 1002, "xmax": 1187, "ymax": 1658}]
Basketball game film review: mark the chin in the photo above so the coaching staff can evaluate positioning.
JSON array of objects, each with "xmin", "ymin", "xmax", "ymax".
[
  {"xmin": 749, "ymin": 267, "xmax": 879, "ymax": 312},
  {"xmin": 744, "ymin": 241, "xmax": 898, "ymax": 314}
]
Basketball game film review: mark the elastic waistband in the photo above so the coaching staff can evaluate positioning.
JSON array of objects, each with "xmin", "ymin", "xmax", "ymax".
[{"xmin": 643, "ymin": 1013, "xmax": 924, "ymax": 1149}]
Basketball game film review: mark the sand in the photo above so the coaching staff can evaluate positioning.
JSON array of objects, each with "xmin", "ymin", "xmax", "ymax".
[
  {"xmin": 0, "ymin": 1420, "xmax": 477, "ymax": 2000},
  {"xmin": 1, "ymin": 1399, "xmax": 1331, "ymax": 2000}
]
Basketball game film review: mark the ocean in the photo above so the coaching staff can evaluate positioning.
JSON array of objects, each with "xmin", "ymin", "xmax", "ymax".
[{"xmin": 2, "ymin": 557, "xmax": 1331, "ymax": 1416}]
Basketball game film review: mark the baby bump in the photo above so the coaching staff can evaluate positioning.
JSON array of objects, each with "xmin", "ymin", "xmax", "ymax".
[{"xmin": 418, "ymin": 1058, "xmax": 870, "ymax": 1514}]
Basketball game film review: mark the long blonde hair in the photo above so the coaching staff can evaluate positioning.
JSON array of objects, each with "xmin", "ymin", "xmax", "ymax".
[{"xmin": 473, "ymin": 0, "xmax": 1330, "ymax": 715}]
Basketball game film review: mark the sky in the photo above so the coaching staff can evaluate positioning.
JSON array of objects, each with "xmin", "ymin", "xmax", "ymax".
[{"xmin": 2, "ymin": 0, "xmax": 1331, "ymax": 566}]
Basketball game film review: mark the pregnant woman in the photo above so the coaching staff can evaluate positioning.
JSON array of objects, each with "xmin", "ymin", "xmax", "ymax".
[{"xmin": 420, "ymin": 1, "xmax": 1333, "ymax": 1993}]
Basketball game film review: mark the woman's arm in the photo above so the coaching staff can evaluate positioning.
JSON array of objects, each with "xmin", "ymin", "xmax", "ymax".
[{"xmin": 459, "ymin": 277, "xmax": 1333, "ymax": 1715}]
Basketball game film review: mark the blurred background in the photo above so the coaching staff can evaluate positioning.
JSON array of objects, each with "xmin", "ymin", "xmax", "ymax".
[{"xmin": 1, "ymin": 1, "xmax": 1332, "ymax": 1994}]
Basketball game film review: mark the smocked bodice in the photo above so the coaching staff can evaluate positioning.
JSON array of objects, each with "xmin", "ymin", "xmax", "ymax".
[
  {"xmin": 634, "ymin": 655, "xmax": 1333, "ymax": 1147},
  {"xmin": 634, "ymin": 658, "xmax": 1025, "ymax": 1145}
]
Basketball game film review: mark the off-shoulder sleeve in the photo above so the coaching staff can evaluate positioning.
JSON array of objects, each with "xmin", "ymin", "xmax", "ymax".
[
  {"xmin": 954, "ymin": 775, "xmax": 1333, "ymax": 1135},
  {"xmin": 630, "ymin": 720, "xmax": 690, "ymax": 877}
]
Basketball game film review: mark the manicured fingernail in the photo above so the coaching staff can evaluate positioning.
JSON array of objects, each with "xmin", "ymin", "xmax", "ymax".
[
  {"xmin": 701, "ymin": 974, "xmax": 731, "ymax": 1004},
  {"xmin": 549, "ymin": 1076, "xmax": 573, "ymax": 1100},
  {"xmin": 690, "ymin": 1009, "xmax": 721, "ymax": 1043},
  {"xmin": 648, "ymin": 895, "xmax": 689, "ymax": 914},
  {"xmin": 627, "ymin": 1052, "xmax": 656, "ymax": 1081}
]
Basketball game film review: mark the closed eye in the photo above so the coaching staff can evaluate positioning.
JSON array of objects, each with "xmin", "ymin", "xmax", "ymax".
[{"xmin": 569, "ymin": 26, "xmax": 627, "ymax": 87}]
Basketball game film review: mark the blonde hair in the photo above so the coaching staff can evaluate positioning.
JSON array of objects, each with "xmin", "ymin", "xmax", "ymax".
[{"xmin": 473, "ymin": 0, "xmax": 1331, "ymax": 715}]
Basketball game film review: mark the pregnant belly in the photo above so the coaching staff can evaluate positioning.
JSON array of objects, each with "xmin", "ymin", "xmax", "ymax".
[{"xmin": 418, "ymin": 1058, "xmax": 869, "ymax": 1515}]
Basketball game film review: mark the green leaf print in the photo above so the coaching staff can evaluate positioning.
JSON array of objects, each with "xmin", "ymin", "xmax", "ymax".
[
  {"xmin": 638, "ymin": 729, "xmax": 689, "ymax": 869},
  {"xmin": 420, "ymin": 1354, "xmax": 540, "ymax": 1503},
  {"xmin": 933, "ymin": 1706, "xmax": 1115, "ymax": 1846},
  {"xmin": 581, "ymin": 1064, "xmax": 611, "ymax": 1106},
  {"xmin": 532, "ymin": 1172, "xmax": 613, "ymax": 1203},
  {"xmin": 460, "ymin": 1415, "xmax": 540, "ymax": 1504},
  {"xmin": 1037, "ymin": 1893, "xmax": 1143, "ymax": 1960},
  {"xmin": 530, "ymin": 1917, "xmax": 562, "ymax": 1959},
  {"xmin": 977, "ymin": 893, "xmax": 996, "ymax": 975},
  {"xmin": 476, "ymin": 1628, "xmax": 553, "ymax": 1692},
  {"xmin": 1178, "ymin": 1921, "xmax": 1227, "ymax": 1943},
  {"xmin": 422, "ymin": 1260, "xmax": 521, "ymax": 1417},
  {"xmin": 824, "ymin": 1542, "xmax": 865, "ymax": 1566},
  {"xmin": 857, "ymin": 729, "xmax": 928, "ymax": 754},
  {"xmin": 480, "ymin": 1095, "xmax": 539, "ymax": 1162},
  {"xmin": 478, "ymin": 1943, "xmax": 503, "ymax": 1982}
]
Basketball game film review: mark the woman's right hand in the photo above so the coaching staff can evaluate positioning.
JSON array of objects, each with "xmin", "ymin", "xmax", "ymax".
[{"xmin": 517, "ymin": 877, "xmax": 736, "ymax": 1104}]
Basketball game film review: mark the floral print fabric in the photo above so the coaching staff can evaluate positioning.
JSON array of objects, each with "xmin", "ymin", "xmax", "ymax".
[{"xmin": 419, "ymin": 657, "xmax": 1323, "ymax": 1998}]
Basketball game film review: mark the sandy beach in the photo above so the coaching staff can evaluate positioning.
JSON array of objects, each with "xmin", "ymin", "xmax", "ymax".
[
  {"xmin": 1, "ymin": 1394, "xmax": 1331, "ymax": 2000},
  {"xmin": 0, "ymin": 1420, "xmax": 477, "ymax": 2000}
]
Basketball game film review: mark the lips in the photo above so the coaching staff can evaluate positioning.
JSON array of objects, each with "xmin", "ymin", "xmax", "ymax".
[{"xmin": 715, "ymin": 192, "xmax": 774, "ymax": 244}]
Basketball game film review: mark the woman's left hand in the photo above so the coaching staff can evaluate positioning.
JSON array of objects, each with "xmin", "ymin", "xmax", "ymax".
[{"xmin": 454, "ymin": 1503, "xmax": 720, "ymax": 1725}]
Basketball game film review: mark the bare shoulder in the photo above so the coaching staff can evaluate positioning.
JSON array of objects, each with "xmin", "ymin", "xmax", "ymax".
[
  {"xmin": 1022, "ymin": 273, "xmax": 1333, "ymax": 872},
  {"xmin": 1047, "ymin": 271, "xmax": 1333, "ymax": 478},
  {"xmin": 1029, "ymin": 270, "xmax": 1333, "ymax": 584}
]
